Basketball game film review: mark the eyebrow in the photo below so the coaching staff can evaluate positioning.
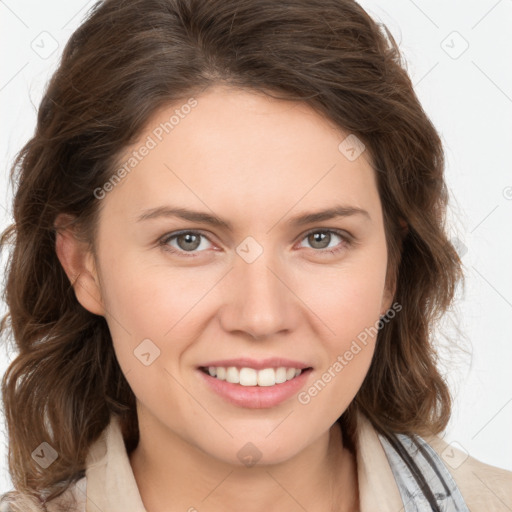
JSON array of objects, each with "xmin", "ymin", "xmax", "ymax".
[{"xmin": 136, "ymin": 204, "xmax": 371, "ymax": 229}]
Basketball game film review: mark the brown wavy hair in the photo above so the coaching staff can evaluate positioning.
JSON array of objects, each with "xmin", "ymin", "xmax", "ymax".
[{"xmin": 0, "ymin": 0, "xmax": 463, "ymax": 507}]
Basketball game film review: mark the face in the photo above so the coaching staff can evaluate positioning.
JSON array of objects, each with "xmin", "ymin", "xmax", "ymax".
[{"xmin": 66, "ymin": 84, "xmax": 394, "ymax": 465}]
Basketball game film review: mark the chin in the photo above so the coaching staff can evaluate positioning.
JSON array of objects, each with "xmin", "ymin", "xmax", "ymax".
[{"xmin": 206, "ymin": 435, "xmax": 306, "ymax": 468}]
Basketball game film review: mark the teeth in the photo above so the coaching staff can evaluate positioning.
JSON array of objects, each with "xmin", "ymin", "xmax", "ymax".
[
  {"xmin": 257, "ymin": 368, "xmax": 275, "ymax": 387},
  {"xmin": 275, "ymin": 367, "xmax": 287, "ymax": 383},
  {"xmin": 239, "ymin": 367, "xmax": 257, "ymax": 386},
  {"xmin": 226, "ymin": 366, "xmax": 240, "ymax": 384},
  {"xmin": 205, "ymin": 366, "xmax": 304, "ymax": 386}
]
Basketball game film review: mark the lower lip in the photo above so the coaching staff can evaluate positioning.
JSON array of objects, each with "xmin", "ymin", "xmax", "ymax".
[{"xmin": 197, "ymin": 368, "xmax": 312, "ymax": 409}]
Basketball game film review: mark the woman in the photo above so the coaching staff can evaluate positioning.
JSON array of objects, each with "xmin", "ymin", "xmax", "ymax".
[{"xmin": 0, "ymin": 0, "xmax": 510, "ymax": 511}]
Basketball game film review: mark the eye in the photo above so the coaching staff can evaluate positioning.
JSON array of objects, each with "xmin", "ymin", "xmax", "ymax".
[
  {"xmin": 297, "ymin": 229, "xmax": 351, "ymax": 255},
  {"xmin": 158, "ymin": 228, "xmax": 352, "ymax": 258},
  {"xmin": 159, "ymin": 230, "xmax": 214, "ymax": 257}
]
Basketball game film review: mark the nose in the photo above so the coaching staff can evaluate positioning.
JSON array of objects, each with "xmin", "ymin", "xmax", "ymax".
[{"xmin": 218, "ymin": 247, "xmax": 299, "ymax": 340}]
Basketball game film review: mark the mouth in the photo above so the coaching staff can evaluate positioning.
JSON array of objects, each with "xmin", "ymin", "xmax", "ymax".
[
  {"xmin": 196, "ymin": 357, "xmax": 313, "ymax": 408},
  {"xmin": 199, "ymin": 365, "xmax": 313, "ymax": 387},
  {"xmin": 197, "ymin": 360, "xmax": 314, "ymax": 409}
]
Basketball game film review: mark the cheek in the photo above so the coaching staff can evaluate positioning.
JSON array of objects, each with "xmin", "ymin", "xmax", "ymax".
[
  {"xmin": 299, "ymin": 251, "xmax": 388, "ymax": 340},
  {"xmin": 295, "ymin": 241, "xmax": 387, "ymax": 402},
  {"xmin": 298, "ymin": 344, "xmax": 373, "ymax": 430},
  {"xmin": 296, "ymin": 265, "xmax": 384, "ymax": 417},
  {"xmin": 99, "ymin": 255, "xmax": 217, "ymax": 387},
  {"xmin": 99, "ymin": 248, "xmax": 204, "ymax": 333}
]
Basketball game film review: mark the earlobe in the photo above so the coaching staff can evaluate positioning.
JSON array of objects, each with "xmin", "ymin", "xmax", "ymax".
[
  {"xmin": 380, "ymin": 287, "xmax": 394, "ymax": 317},
  {"xmin": 380, "ymin": 217, "xmax": 407, "ymax": 316},
  {"xmin": 380, "ymin": 270, "xmax": 398, "ymax": 317},
  {"xmin": 54, "ymin": 214, "xmax": 105, "ymax": 317}
]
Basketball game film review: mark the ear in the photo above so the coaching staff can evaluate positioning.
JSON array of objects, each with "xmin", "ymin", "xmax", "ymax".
[
  {"xmin": 379, "ymin": 282, "xmax": 395, "ymax": 317},
  {"xmin": 379, "ymin": 217, "xmax": 408, "ymax": 316},
  {"xmin": 54, "ymin": 213, "xmax": 105, "ymax": 316}
]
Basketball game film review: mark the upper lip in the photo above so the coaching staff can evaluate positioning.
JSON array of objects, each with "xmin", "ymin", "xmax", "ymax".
[{"xmin": 199, "ymin": 357, "xmax": 312, "ymax": 370}]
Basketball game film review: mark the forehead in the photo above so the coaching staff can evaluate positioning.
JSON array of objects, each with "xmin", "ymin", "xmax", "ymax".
[{"xmin": 102, "ymin": 85, "xmax": 381, "ymax": 229}]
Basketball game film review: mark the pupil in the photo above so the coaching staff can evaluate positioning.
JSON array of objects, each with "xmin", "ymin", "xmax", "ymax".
[
  {"xmin": 179, "ymin": 233, "xmax": 200, "ymax": 251},
  {"xmin": 310, "ymin": 232, "xmax": 329, "ymax": 249}
]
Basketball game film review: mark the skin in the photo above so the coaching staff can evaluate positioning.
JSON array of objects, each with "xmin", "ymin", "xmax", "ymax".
[{"xmin": 55, "ymin": 84, "xmax": 395, "ymax": 512}]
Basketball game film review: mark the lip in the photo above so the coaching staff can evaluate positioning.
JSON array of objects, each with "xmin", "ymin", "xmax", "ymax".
[
  {"xmin": 198, "ymin": 357, "xmax": 311, "ymax": 370},
  {"xmin": 197, "ymin": 367, "xmax": 313, "ymax": 409}
]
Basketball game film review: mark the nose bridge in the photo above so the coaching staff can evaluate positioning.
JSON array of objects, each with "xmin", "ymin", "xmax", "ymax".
[{"xmin": 224, "ymin": 239, "xmax": 293, "ymax": 338}]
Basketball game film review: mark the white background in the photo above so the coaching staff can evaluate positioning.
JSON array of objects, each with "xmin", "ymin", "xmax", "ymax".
[{"xmin": 1, "ymin": 0, "xmax": 511, "ymax": 496}]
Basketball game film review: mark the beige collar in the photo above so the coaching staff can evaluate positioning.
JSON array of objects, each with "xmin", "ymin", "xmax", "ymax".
[
  {"xmin": 352, "ymin": 412, "xmax": 403, "ymax": 510},
  {"xmin": 84, "ymin": 411, "xmax": 403, "ymax": 511}
]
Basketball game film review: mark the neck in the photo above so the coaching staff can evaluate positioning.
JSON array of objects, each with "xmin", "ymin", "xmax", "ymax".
[{"xmin": 129, "ymin": 412, "xmax": 358, "ymax": 512}]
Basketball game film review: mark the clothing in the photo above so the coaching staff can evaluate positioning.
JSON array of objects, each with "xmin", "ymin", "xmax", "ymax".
[{"xmin": 1, "ymin": 411, "xmax": 511, "ymax": 511}]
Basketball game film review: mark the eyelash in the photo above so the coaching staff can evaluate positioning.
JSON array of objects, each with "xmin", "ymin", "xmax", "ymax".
[{"xmin": 158, "ymin": 228, "xmax": 352, "ymax": 258}]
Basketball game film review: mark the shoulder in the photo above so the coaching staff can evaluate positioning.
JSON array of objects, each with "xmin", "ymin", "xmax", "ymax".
[
  {"xmin": 0, "ymin": 476, "xmax": 87, "ymax": 512},
  {"xmin": 425, "ymin": 434, "xmax": 512, "ymax": 510}
]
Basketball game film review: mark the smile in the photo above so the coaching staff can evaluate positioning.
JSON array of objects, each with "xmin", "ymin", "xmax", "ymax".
[
  {"xmin": 200, "ymin": 366, "xmax": 307, "ymax": 387},
  {"xmin": 197, "ymin": 365, "xmax": 313, "ymax": 409}
]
